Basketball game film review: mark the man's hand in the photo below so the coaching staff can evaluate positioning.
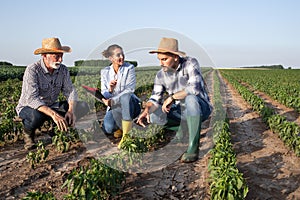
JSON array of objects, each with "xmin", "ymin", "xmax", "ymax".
[
  {"xmin": 162, "ymin": 96, "xmax": 174, "ymax": 113},
  {"xmin": 136, "ymin": 111, "xmax": 150, "ymax": 127},
  {"xmin": 65, "ymin": 111, "xmax": 76, "ymax": 127},
  {"xmin": 52, "ymin": 111, "xmax": 68, "ymax": 132}
]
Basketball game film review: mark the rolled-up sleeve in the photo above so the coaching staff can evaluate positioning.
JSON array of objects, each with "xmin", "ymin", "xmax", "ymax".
[{"xmin": 101, "ymin": 67, "xmax": 113, "ymax": 99}]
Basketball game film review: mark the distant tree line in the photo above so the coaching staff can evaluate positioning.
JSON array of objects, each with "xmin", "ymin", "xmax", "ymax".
[
  {"xmin": 241, "ymin": 64, "xmax": 284, "ymax": 69},
  {"xmin": 0, "ymin": 61, "xmax": 13, "ymax": 66},
  {"xmin": 74, "ymin": 59, "xmax": 138, "ymax": 67}
]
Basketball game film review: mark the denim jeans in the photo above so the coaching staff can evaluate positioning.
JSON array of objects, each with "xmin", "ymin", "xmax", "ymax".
[
  {"xmin": 102, "ymin": 93, "xmax": 141, "ymax": 134},
  {"xmin": 19, "ymin": 101, "xmax": 89, "ymax": 132},
  {"xmin": 150, "ymin": 94, "xmax": 212, "ymax": 126}
]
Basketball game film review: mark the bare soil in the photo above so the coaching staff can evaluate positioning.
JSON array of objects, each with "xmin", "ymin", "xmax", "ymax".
[{"xmin": 1, "ymin": 70, "xmax": 300, "ymax": 199}]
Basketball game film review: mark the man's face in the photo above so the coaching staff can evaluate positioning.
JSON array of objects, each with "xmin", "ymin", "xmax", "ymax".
[
  {"xmin": 44, "ymin": 53, "xmax": 63, "ymax": 69},
  {"xmin": 157, "ymin": 53, "xmax": 178, "ymax": 72}
]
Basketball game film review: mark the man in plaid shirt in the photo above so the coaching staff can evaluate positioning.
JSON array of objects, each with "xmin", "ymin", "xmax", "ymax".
[
  {"xmin": 137, "ymin": 38, "xmax": 212, "ymax": 163},
  {"xmin": 16, "ymin": 38, "xmax": 89, "ymax": 150}
]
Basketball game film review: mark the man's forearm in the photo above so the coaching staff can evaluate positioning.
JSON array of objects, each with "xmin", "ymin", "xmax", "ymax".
[
  {"xmin": 68, "ymin": 100, "xmax": 76, "ymax": 113},
  {"xmin": 38, "ymin": 105, "xmax": 58, "ymax": 118},
  {"xmin": 145, "ymin": 101, "xmax": 159, "ymax": 114},
  {"xmin": 172, "ymin": 90, "xmax": 188, "ymax": 100}
]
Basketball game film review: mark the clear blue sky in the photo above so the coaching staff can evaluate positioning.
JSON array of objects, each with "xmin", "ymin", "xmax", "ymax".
[{"xmin": 1, "ymin": 0, "xmax": 299, "ymax": 68}]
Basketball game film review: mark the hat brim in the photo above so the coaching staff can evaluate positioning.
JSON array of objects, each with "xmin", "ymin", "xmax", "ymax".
[
  {"xmin": 34, "ymin": 46, "xmax": 72, "ymax": 55},
  {"xmin": 149, "ymin": 49, "xmax": 186, "ymax": 57}
]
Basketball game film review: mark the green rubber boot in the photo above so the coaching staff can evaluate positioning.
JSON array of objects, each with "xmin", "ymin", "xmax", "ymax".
[
  {"xmin": 163, "ymin": 118, "xmax": 180, "ymax": 132},
  {"xmin": 180, "ymin": 116, "xmax": 201, "ymax": 163}
]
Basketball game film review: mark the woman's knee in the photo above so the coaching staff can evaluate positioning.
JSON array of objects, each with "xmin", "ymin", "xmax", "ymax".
[
  {"xmin": 102, "ymin": 122, "xmax": 115, "ymax": 134},
  {"xmin": 120, "ymin": 93, "xmax": 131, "ymax": 102}
]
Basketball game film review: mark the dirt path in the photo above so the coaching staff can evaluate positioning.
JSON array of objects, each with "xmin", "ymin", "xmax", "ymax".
[{"xmin": 218, "ymin": 71, "xmax": 300, "ymax": 199}]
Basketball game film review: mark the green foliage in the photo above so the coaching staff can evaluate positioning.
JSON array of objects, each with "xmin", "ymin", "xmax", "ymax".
[
  {"xmin": 209, "ymin": 70, "xmax": 248, "ymax": 200},
  {"xmin": 209, "ymin": 121, "xmax": 249, "ymax": 200},
  {"xmin": 62, "ymin": 158, "xmax": 125, "ymax": 200},
  {"xmin": 22, "ymin": 191, "xmax": 56, "ymax": 200},
  {"xmin": 221, "ymin": 69, "xmax": 300, "ymax": 112},
  {"xmin": 221, "ymin": 69, "xmax": 300, "ymax": 156},
  {"xmin": 26, "ymin": 141, "xmax": 49, "ymax": 169},
  {"xmin": 0, "ymin": 61, "xmax": 13, "ymax": 66},
  {"xmin": 268, "ymin": 115, "xmax": 300, "ymax": 156},
  {"xmin": 74, "ymin": 59, "xmax": 111, "ymax": 67},
  {"xmin": 0, "ymin": 80, "xmax": 23, "ymax": 142},
  {"xmin": 241, "ymin": 64, "xmax": 284, "ymax": 69},
  {"xmin": 52, "ymin": 127, "xmax": 80, "ymax": 153},
  {"xmin": 0, "ymin": 67, "xmax": 25, "ymax": 81},
  {"xmin": 74, "ymin": 59, "xmax": 138, "ymax": 68},
  {"xmin": 126, "ymin": 60, "xmax": 138, "ymax": 67},
  {"xmin": 118, "ymin": 124, "xmax": 166, "ymax": 152}
]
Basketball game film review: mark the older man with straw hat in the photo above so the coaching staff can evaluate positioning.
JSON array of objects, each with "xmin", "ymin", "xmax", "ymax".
[
  {"xmin": 16, "ymin": 37, "xmax": 89, "ymax": 150},
  {"xmin": 137, "ymin": 37, "xmax": 212, "ymax": 163}
]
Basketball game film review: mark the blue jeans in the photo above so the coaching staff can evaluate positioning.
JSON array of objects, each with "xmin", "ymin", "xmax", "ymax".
[
  {"xmin": 19, "ymin": 101, "xmax": 89, "ymax": 132},
  {"xmin": 102, "ymin": 93, "xmax": 141, "ymax": 134},
  {"xmin": 150, "ymin": 94, "xmax": 212, "ymax": 126}
]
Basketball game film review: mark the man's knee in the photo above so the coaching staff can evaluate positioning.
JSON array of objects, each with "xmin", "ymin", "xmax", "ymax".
[
  {"xmin": 150, "ymin": 110, "xmax": 167, "ymax": 125},
  {"xmin": 185, "ymin": 95, "xmax": 202, "ymax": 117},
  {"xmin": 20, "ymin": 109, "xmax": 47, "ymax": 131}
]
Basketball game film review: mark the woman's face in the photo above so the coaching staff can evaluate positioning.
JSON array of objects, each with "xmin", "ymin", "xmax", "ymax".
[{"xmin": 109, "ymin": 48, "xmax": 124, "ymax": 66}]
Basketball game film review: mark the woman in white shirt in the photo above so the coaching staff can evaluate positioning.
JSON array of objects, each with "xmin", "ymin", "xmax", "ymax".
[{"xmin": 100, "ymin": 44, "xmax": 141, "ymax": 147}]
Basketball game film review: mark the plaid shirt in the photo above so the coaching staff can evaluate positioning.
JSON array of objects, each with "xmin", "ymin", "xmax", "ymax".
[
  {"xmin": 16, "ymin": 59, "xmax": 77, "ymax": 115},
  {"xmin": 149, "ymin": 56, "xmax": 211, "ymax": 108}
]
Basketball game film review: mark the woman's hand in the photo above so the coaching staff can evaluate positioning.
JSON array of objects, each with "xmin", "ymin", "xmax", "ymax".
[
  {"xmin": 109, "ymin": 79, "xmax": 117, "ymax": 93},
  {"xmin": 102, "ymin": 98, "xmax": 112, "ymax": 107}
]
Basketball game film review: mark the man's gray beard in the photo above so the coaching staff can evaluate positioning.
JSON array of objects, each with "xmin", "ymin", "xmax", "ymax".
[{"xmin": 51, "ymin": 62, "xmax": 61, "ymax": 69}]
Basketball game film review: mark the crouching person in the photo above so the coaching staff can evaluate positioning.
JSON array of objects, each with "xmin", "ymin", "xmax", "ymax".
[
  {"xmin": 16, "ymin": 37, "xmax": 89, "ymax": 150},
  {"xmin": 100, "ymin": 44, "xmax": 141, "ymax": 148},
  {"xmin": 136, "ymin": 38, "xmax": 212, "ymax": 163}
]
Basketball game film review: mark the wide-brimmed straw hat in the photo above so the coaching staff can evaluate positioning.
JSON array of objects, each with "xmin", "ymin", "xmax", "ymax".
[
  {"xmin": 149, "ymin": 37, "xmax": 186, "ymax": 57},
  {"xmin": 34, "ymin": 37, "xmax": 72, "ymax": 55}
]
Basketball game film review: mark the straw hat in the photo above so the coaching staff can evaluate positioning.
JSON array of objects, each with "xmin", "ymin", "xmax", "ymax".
[
  {"xmin": 149, "ymin": 37, "xmax": 186, "ymax": 57},
  {"xmin": 34, "ymin": 38, "xmax": 72, "ymax": 55}
]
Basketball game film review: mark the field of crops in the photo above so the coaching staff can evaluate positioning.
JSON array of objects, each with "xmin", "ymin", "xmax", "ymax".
[{"xmin": 1, "ymin": 66, "xmax": 300, "ymax": 199}]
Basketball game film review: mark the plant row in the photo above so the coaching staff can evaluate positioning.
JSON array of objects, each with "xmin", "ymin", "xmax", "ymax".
[
  {"xmin": 220, "ymin": 69, "xmax": 300, "ymax": 112},
  {"xmin": 208, "ymin": 70, "xmax": 248, "ymax": 200},
  {"xmin": 221, "ymin": 71, "xmax": 300, "ymax": 156}
]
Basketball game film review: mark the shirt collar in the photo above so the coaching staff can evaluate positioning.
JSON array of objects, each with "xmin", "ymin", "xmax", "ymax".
[
  {"xmin": 176, "ymin": 57, "xmax": 185, "ymax": 72},
  {"xmin": 110, "ymin": 64, "xmax": 124, "ymax": 74}
]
